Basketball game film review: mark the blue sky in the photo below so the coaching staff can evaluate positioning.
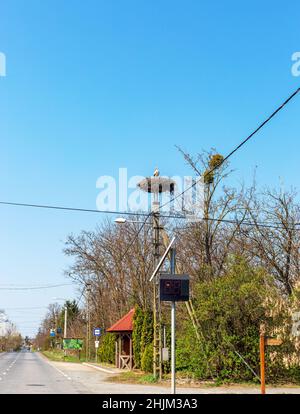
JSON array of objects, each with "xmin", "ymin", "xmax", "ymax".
[{"xmin": 0, "ymin": 0, "xmax": 299, "ymax": 336}]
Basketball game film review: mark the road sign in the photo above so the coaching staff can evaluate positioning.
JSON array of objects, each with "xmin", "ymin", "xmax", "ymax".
[
  {"xmin": 160, "ymin": 274, "xmax": 190, "ymax": 302},
  {"xmin": 265, "ymin": 338, "xmax": 283, "ymax": 346},
  {"xmin": 63, "ymin": 338, "xmax": 84, "ymax": 350},
  {"xmin": 56, "ymin": 327, "xmax": 62, "ymax": 334},
  {"xmin": 95, "ymin": 340, "xmax": 100, "ymax": 348},
  {"xmin": 50, "ymin": 329, "xmax": 56, "ymax": 337},
  {"xmin": 162, "ymin": 347, "xmax": 169, "ymax": 362},
  {"xmin": 93, "ymin": 327, "xmax": 102, "ymax": 337}
]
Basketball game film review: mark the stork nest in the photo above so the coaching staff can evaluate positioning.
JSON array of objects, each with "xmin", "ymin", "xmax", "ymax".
[{"xmin": 137, "ymin": 177, "xmax": 176, "ymax": 193}]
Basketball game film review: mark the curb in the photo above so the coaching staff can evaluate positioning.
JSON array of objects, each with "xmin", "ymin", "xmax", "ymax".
[{"xmin": 82, "ymin": 362, "xmax": 119, "ymax": 374}]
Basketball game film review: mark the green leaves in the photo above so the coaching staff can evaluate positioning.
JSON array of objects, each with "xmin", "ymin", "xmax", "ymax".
[
  {"xmin": 97, "ymin": 333, "xmax": 116, "ymax": 364},
  {"xmin": 132, "ymin": 306, "xmax": 153, "ymax": 372},
  {"xmin": 176, "ymin": 258, "xmax": 276, "ymax": 382}
]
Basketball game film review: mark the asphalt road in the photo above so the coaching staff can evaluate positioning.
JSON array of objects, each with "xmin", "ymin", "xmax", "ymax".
[
  {"xmin": 1, "ymin": 351, "xmax": 300, "ymax": 394},
  {"xmin": 0, "ymin": 350, "xmax": 87, "ymax": 394}
]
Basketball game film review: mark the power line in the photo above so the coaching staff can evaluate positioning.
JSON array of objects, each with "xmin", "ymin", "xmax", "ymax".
[
  {"xmin": 178, "ymin": 216, "xmax": 300, "ymax": 231},
  {"xmin": 118, "ymin": 213, "xmax": 153, "ymax": 263},
  {"xmin": 0, "ymin": 88, "xmax": 298, "ymax": 266},
  {"xmin": 0, "ymin": 283, "xmax": 72, "ymax": 291},
  {"xmin": 0, "ymin": 200, "xmax": 184, "ymax": 219},
  {"xmin": 1, "ymin": 199, "xmax": 296, "ymax": 232},
  {"xmin": 123, "ymin": 87, "xmax": 300, "ymax": 262},
  {"xmin": 159, "ymin": 87, "xmax": 300, "ymax": 211},
  {"xmin": 3, "ymin": 306, "xmax": 47, "ymax": 310}
]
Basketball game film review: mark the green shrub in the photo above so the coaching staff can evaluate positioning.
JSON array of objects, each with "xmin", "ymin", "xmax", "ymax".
[
  {"xmin": 140, "ymin": 310, "xmax": 153, "ymax": 354},
  {"xmin": 97, "ymin": 333, "xmax": 116, "ymax": 364},
  {"xmin": 132, "ymin": 306, "xmax": 144, "ymax": 369},
  {"xmin": 141, "ymin": 342, "xmax": 153, "ymax": 373},
  {"xmin": 133, "ymin": 306, "xmax": 153, "ymax": 371},
  {"xmin": 175, "ymin": 257, "xmax": 281, "ymax": 382}
]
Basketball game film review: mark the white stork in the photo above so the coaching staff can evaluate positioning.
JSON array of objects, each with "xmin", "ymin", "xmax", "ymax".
[{"xmin": 153, "ymin": 167, "xmax": 160, "ymax": 177}]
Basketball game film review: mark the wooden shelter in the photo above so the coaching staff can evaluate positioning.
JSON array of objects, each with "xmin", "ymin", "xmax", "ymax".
[{"xmin": 107, "ymin": 308, "xmax": 135, "ymax": 370}]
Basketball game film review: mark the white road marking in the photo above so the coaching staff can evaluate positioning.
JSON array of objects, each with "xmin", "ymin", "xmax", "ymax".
[
  {"xmin": 41, "ymin": 355, "xmax": 72, "ymax": 382},
  {"xmin": 0, "ymin": 352, "xmax": 21, "ymax": 379}
]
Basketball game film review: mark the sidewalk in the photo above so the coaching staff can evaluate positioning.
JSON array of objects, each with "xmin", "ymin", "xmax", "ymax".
[{"xmin": 79, "ymin": 362, "xmax": 300, "ymax": 394}]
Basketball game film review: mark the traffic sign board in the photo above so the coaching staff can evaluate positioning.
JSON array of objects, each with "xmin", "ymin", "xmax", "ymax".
[
  {"xmin": 265, "ymin": 338, "xmax": 283, "ymax": 346},
  {"xmin": 93, "ymin": 327, "xmax": 102, "ymax": 337},
  {"xmin": 160, "ymin": 274, "xmax": 190, "ymax": 302},
  {"xmin": 95, "ymin": 340, "xmax": 100, "ymax": 348}
]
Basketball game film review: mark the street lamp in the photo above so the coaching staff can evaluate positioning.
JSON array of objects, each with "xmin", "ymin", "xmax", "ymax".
[
  {"xmin": 114, "ymin": 217, "xmax": 127, "ymax": 224},
  {"xmin": 114, "ymin": 217, "xmax": 151, "ymax": 226}
]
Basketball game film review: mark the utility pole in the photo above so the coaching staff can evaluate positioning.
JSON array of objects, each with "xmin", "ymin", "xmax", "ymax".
[
  {"xmin": 137, "ymin": 171, "xmax": 175, "ymax": 380},
  {"xmin": 85, "ymin": 282, "xmax": 92, "ymax": 361},
  {"xmin": 152, "ymin": 196, "xmax": 162, "ymax": 380},
  {"xmin": 64, "ymin": 306, "xmax": 68, "ymax": 339},
  {"xmin": 64, "ymin": 305, "xmax": 68, "ymax": 357}
]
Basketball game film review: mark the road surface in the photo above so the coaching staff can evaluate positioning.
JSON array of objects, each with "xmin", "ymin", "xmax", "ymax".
[
  {"xmin": 0, "ymin": 350, "xmax": 87, "ymax": 394},
  {"xmin": 1, "ymin": 350, "xmax": 300, "ymax": 394}
]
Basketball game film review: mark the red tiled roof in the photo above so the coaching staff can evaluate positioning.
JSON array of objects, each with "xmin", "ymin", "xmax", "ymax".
[{"xmin": 106, "ymin": 308, "xmax": 135, "ymax": 333}]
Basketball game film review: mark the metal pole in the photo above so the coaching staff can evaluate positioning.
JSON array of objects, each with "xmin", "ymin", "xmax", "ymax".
[
  {"xmin": 87, "ymin": 286, "xmax": 91, "ymax": 361},
  {"xmin": 85, "ymin": 283, "xmax": 91, "ymax": 361},
  {"xmin": 171, "ymin": 301, "xmax": 176, "ymax": 395},
  {"xmin": 64, "ymin": 306, "xmax": 67, "ymax": 357},
  {"xmin": 170, "ymin": 248, "xmax": 176, "ymax": 395},
  {"xmin": 95, "ymin": 339, "xmax": 98, "ymax": 364}
]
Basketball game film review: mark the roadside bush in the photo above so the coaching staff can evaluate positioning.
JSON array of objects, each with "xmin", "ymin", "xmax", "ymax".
[
  {"xmin": 97, "ymin": 333, "xmax": 116, "ymax": 364},
  {"xmin": 132, "ymin": 306, "xmax": 144, "ymax": 369},
  {"xmin": 140, "ymin": 310, "xmax": 153, "ymax": 354},
  {"xmin": 176, "ymin": 257, "xmax": 280, "ymax": 382},
  {"xmin": 132, "ymin": 306, "xmax": 153, "ymax": 371},
  {"xmin": 141, "ymin": 342, "xmax": 153, "ymax": 373}
]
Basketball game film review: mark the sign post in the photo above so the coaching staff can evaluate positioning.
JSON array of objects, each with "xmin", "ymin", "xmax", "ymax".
[
  {"xmin": 150, "ymin": 237, "xmax": 189, "ymax": 395},
  {"xmin": 50, "ymin": 329, "xmax": 56, "ymax": 349},
  {"xmin": 259, "ymin": 324, "xmax": 266, "ymax": 395},
  {"xmin": 159, "ymin": 248, "xmax": 190, "ymax": 395},
  {"xmin": 259, "ymin": 324, "xmax": 283, "ymax": 395},
  {"xmin": 95, "ymin": 340, "xmax": 100, "ymax": 363},
  {"xmin": 171, "ymin": 302, "xmax": 176, "ymax": 394},
  {"xmin": 93, "ymin": 328, "xmax": 102, "ymax": 364},
  {"xmin": 170, "ymin": 249, "xmax": 176, "ymax": 395}
]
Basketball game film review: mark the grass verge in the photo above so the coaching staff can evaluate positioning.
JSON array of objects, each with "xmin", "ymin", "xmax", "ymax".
[
  {"xmin": 108, "ymin": 371, "xmax": 159, "ymax": 385},
  {"xmin": 42, "ymin": 349, "xmax": 85, "ymax": 363}
]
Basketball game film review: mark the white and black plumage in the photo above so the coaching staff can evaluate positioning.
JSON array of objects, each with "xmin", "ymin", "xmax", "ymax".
[{"xmin": 153, "ymin": 167, "xmax": 159, "ymax": 177}]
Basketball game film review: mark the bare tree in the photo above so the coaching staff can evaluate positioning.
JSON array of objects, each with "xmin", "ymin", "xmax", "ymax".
[
  {"xmin": 64, "ymin": 217, "xmax": 154, "ymax": 329},
  {"xmin": 243, "ymin": 188, "xmax": 300, "ymax": 295},
  {"xmin": 175, "ymin": 148, "xmax": 251, "ymax": 281}
]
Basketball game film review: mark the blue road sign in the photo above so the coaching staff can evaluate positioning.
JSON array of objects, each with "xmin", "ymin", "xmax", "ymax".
[
  {"xmin": 93, "ymin": 327, "xmax": 102, "ymax": 337},
  {"xmin": 50, "ymin": 329, "xmax": 56, "ymax": 337}
]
